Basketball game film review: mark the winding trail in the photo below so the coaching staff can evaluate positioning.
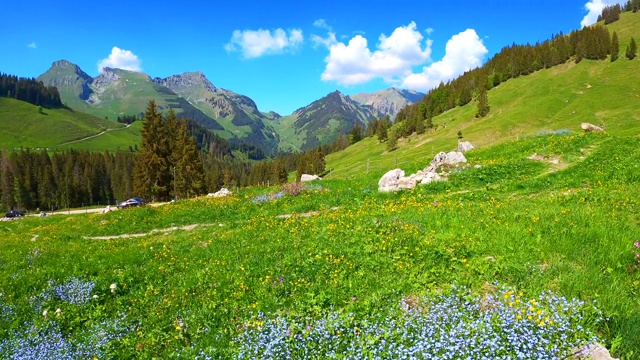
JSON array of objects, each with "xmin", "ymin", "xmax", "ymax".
[{"xmin": 57, "ymin": 123, "xmax": 131, "ymax": 146}]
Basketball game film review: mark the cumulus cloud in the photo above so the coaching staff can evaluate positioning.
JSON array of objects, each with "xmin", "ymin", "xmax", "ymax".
[
  {"xmin": 321, "ymin": 22, "xmax": 432, "ymax": 86},
  {"xmin": 401, "ymin": 29, "xmax": 487, "ymax": 91},
  {"xmin": 225, "ymin": 28, "xmax": 303, "ymax": 58},
  {"xmin": 27, "ymin": 42, "xmax": 37, "ymax": 49},
  {"xmin": 580, "ymin": 0, "xmax": 626, "ymax": 27},
  {"xmin": 97, "ymin": 46, "xmax": 142, "ymax": 73}
]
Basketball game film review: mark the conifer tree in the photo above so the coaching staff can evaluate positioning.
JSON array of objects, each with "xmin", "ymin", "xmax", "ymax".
[
  {"xmin": 173, "ymin": 121, "xmax": 205, "ymax": 199},
  {"xmin": 387, "ymin": 129, "xmax": 398, "ymax": 152},
  {"xmin": 611, "ymin": 32, "xmax": 620, "ymax": 62},
  {"xmin": 476, "ymin": 83, "xmax": 490, "ymax": 118},
  {"xmin": 626, "ymin": 37, "xmax": 637, "ymax": 60},
  {"xmin": 134, "ymin": 100, "xmax": 171, "ymax": 201}
]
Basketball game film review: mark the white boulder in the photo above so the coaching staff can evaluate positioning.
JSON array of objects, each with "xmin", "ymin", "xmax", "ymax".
[
  {"xmin": 458, "ymin": 141, "xmax": 475, "ymax": 153},
  {"xmin": 300, "ymin": 174, "xmax": 321, "ymax": 182},
  {"xmin": 208, "ymin": 188, "xmax": 232, "ymax": 198},
  {"xmin": 581, "ymin": 123, "xmax": 604, "ymax": 132},
  {"xmin": 378, "ymin": 169, "xmax": 405, "ymax": 192},
  {"xmin": 444, "ymin": 151, "xmax": 467, "ymax": 165}
]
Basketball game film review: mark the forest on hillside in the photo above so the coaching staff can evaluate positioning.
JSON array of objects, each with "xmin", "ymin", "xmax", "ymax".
[
  {"xmin": 0, "ymin": 74, "xmax": 62, "ymax": 108},
  {"xmin": 390, "ymin": 3, "xmax": 638, "ymax": 142}
]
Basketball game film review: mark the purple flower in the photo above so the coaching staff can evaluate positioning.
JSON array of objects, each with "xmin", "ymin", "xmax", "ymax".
[
  {"xmin": 634, "ymin": 241, "xmax": 639, "ymax": 248},
  {"xmin": 351, "ymin": 296, "xmax": 357, "ymax": 301}
]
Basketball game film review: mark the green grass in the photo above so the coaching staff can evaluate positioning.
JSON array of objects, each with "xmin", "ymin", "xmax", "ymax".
[
  {"xmin": 0, "ymin": 98, "xmax": 125, "ymax": 149},
  {"xmin": 1, "ymin": 133, "xmax": 639, "ymax": 357},
  {"xmin": 326, "ymin": 55, "xmax": 640, "ymax": 180}
]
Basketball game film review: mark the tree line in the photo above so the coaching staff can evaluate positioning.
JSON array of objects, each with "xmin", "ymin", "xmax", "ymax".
[
  {"xmin": 0, "ymin": 73, "xmax": 62, "ymax": 108},
  {"xmin": 0, "ymin": 100, "xmax": 329, "ymax": 211},
  {"xmin": 389, "ymin": 13, "xmax": 638, "ymax": 146}
]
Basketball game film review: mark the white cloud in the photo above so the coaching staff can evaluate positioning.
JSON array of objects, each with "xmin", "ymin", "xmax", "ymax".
[
  {"xmin": 27, "ymin": 42, "xmax": 37, "ymax": 49},
  {"xmin": 225, "ymin": 28, "xmax": 304, "ymax": 58},
  {"xmin": 401, "ymin": 29, "xmax": 487, "ymax": 91},
  {"xmin": 321, "ymin": 22, "xmax": 432, "ymax": 86},
  {"xmin": 312, "ymin": 32, "xmax": 337, "ymax": 48},
  {"xmin": 580, "ymin": 0, "xmax": 626, "ymax": 27},
  {"xmin": 425, "ymin": 28, "xmax": 434, "ymax": 35},
  {"xmin": 97, "ymin": 46, "xmax": 142, "ymax": 73},
  {"xmin": 313, "ymin": 18, "xmax": 331, "ymax": 30}
]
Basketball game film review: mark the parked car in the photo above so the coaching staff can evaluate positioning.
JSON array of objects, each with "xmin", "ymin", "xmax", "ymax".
[
  {"xmin": 117, "ymin": 197, "xmax": 147, "ymax": 209},
  {"xmin": 5, "ymin": 210, "xmax": 25, "ymax": 218}
]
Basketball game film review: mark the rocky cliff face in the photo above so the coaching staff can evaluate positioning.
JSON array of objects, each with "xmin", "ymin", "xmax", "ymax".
[
  {"xmin": 349, "ymin": 88, "xmax": 424, "ymax": 119},
  {"xmin": 153, "ymin": 72, "xmax": 216, "ymax": 94}
]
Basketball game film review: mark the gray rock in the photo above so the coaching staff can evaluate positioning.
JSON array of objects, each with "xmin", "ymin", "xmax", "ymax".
[
  {"xmin": 581, "ymin": 123, "xmax": 604, "ymax": 132},
  {"xmin": 208, "ymin": 188, "xmax": 232, "ymax": 198},
  {"xmin": 444, "ymin": 151, "xmax": 467, "ymax": 165},
  {"xmin": 572, "ymin": 344, "xmax": 618, "ymax": 360},
  {"xmin": 420, "ymin": 172, "xmax": 442, "ymax": 184},
  {"xmin": 458, "ymin": 141, "xmax": 475, "ymax": 153},
  {"xmin": 300, "ymin": 174, "xmax": 321, "ymax": 182},
  {"xmin": 398, "ymin": 176, "xmax": 417, "ymax": 190},
  {"xmin": 378, "ymin": 169, "xmax": 405, "ymax": 192}
]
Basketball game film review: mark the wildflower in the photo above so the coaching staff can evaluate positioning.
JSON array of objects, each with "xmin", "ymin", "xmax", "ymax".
[
  {"xmin": 42, "ymin": 309, "xmax": 48, "ymax": 318},
  {"xmin": 635, "ymin": 241, "xmax": 639, "ymax": 248},
  {"xmin": 55, "ymin": 308, "xmax": 62, "ymax": 316},
  {"xmin": 110, "ymin": 283, "xmax": 117, "ymax": 293}
]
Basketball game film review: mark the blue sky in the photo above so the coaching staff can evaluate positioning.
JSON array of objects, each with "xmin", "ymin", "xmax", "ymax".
[{"xmin": 1, "ymin": 0, "xmax": 625, "ymax": 115}]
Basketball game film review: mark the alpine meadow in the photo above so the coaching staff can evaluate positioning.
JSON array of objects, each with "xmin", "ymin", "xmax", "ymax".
[{"xmin": 1, "ymin": 3, "xmax": 640, "ymax": 360}]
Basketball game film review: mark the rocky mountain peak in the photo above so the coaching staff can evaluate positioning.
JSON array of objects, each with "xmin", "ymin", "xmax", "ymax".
[{"xmin": 154, "ymin": 72, "xmax": 216, "ymax": 93}]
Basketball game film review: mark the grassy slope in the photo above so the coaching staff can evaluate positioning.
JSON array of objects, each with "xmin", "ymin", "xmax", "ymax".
[
  {"xmin": 0, "ymin": 97, "xmax": 125, "ymax": 149},
  {"xmin": 1, "ymin": 133, "xmax": 639, "ymax": 357},
  {"xmin": 326, "ymin": 12, "xmax": 640, "ymax": 179},
  {"xmin": 327, "ymin": 35, "xmax": 640, "ymax": 180}
]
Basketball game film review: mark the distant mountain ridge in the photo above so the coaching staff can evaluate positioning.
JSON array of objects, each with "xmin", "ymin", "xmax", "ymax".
[{"xmin": 36, "ymin": 60, "xmax": 424, "ymax": 154}]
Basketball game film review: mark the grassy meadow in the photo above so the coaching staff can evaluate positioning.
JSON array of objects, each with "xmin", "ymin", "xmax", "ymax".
[
  {"xmin": 1, "ymin": 132, "xmax": 639, "ymax": 358},
  {"xmin": 0, "ymin": 98, "xmax": 124, "ymax": 150}
]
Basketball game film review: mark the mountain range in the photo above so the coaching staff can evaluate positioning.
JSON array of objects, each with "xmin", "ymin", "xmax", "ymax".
[{"xmin": 36, "ymin": 60, "xmax": 423, "ymax": 153}]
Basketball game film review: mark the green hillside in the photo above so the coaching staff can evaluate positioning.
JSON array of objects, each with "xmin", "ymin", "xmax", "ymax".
[
  {"xmin": 326, "ymin": 13, "xmax": 640, "ymax": 179},
  {"xmin": 0, "ymin": 97, "xmax": 125, "ymax": 149},
  {"xmin": 56, "ymin": 121, "xmax": 143, "ymax": 152}
]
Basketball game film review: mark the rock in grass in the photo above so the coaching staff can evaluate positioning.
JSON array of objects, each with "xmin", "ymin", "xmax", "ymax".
[
  {"xmin": 444, "ymin": 151, "xmax": 467, "ymax": 165},
  {"xmin": 300, "ymin": 174, "xmax": 321, "ymax": 182},
  {"xmin": 458, "ymin": 141, "xmax": 475, "ymax": 153},
  {"xmin": 581, "ymin": 123, "xmax": 604, "ymax": 132},
  {"xmin": 572, "ymin": 343, "xmax": 619, "ymax": 360},
  {"xmin": 208, "ymin": 188, "xmax": 232, "ymax": 198},
  {"xmin": 378, "ymin": 169, "xmax": 405, "ymax": 192}
]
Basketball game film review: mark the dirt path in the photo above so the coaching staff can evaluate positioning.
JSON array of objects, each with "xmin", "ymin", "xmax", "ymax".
[{"xmin": 57, "ymin": 123, "xmax": 131, "ymax": 146}]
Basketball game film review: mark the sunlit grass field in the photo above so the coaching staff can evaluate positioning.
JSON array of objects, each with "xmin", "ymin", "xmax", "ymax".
[{"xmin": 1, "ymin": 132, "xmax": 639, "ymax": 358}]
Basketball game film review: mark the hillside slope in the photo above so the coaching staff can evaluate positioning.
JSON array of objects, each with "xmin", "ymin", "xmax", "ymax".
[
  {"xmin": 326, "ymin": 12, "xmax": 640, "ymax": 179},
  {"xmin": 0, "ymin": 97, "xmax": 125, "ymax": 149}
]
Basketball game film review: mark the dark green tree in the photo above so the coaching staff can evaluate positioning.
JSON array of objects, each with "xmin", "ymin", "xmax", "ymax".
[
  {"xmin": 172, "ymin": 120, "xmax": 205, "ymax": 199},
  {"xmin": 134, "ymin": 100, "xmax": 171, "ymax": 201},
  {"xmin": 386, "ymin": 129, "xmax": 398, "ymax": 152},
  {"xmin": 611, "ymin": 32, "xmax": 620, "ymax": 62},
  {"xmin": 475, "ymin": 83, "xmax": 490, "ymax": 118},
  {"xmin": 626, "ymin": 37, "xmax": 637, "ymax": 60}
]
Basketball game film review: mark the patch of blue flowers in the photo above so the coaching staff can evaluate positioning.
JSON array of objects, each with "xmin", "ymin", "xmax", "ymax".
[
  {"xmin": 0, "ymin": 316, "xmax": 129, "ymax": 360},
  {"xmin": 30, "ymin": 277, "xmax": 96, "ymax": 312},
  {"xmin": 234, "ymin": 285, "xmax": 602, "ymax": 359}
]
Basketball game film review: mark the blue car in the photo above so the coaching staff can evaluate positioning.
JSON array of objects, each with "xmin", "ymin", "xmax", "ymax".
[
  {"xmin": 5, "ymin": 210, "xmax": 25, "ymax": 218},
  {"xmin": 117, "ymin": 197, "xmax": 147, "ymax": 209}
]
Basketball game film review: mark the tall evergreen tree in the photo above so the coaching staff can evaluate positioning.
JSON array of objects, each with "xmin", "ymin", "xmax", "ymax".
[
  {"xmin": 611, "ymin": 31, "xmax": 620, "ymax": 62},
  {"xmin": 172, "ymin": 121, "xmax": 205, "ymax": 199},
  {"xmin": 134, "ymin": 100, "xmax": 171, "ymax": 201},
  {"xmin": 626, "ymin": 37, "xmax": 637, "ymax": 60},
  {"xmin": 476, "ymin": 83, "xmax": 490, "ymax": 118}
]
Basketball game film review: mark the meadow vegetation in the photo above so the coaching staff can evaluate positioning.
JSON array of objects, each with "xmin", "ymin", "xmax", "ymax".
[{"xmin": 1, "ymin": 132, "xmax": 639, "ymax": 358}]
